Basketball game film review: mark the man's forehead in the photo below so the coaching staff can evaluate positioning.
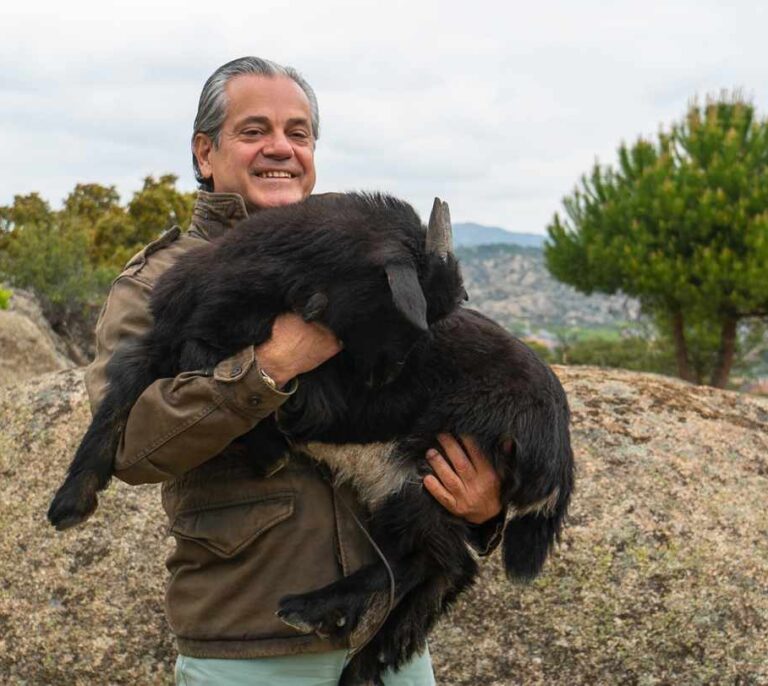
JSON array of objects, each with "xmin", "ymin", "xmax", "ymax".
[{"xmin": 225, "ymin": 74, "xmax": 311, "ymax": 123}]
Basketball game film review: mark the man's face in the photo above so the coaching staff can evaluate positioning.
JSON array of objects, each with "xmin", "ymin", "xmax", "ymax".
[{"xmin": 194, "ymin": 74, "xmax": 316, "ymax": 210}]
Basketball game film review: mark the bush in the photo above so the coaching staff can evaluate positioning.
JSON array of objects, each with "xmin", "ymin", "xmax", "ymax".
[
  {"xmin": 0, "ymin": 220, "xmax": 115, "ymax": 329},
  {"xmin": 521, "ymin": 339, "xmax": 555, "ymax": 363},
  {"xmin": 0, "ymin": 287, "xmax": 11, "ymax": 310},
  {"xmin": 555, "ymin": 335, "xmax": 678, "ymax": 376}
]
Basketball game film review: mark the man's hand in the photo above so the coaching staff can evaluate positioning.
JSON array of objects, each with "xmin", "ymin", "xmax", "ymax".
[
  {"xmin": 423, "ymin": 434, "xmax": 503, "ymax": 525},
  {"xmin": 255, "ymin": 313, "xmax": 342, "ymax": 388}
]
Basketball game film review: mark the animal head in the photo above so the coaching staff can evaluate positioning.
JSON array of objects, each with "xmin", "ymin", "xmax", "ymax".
[{"xmin": 292, "ymin": 193, "xmax": 466, "ymax": 387}]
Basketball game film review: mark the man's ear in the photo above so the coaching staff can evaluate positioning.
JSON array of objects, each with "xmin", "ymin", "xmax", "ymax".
[{"xmin": 193, "ymin": 133, "xmax": 215, "ymax": 182}]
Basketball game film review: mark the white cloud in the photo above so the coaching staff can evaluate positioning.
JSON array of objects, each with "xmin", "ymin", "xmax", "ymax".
[{"xmin": 2, "ymin": 0, "xmax": 768, "ymax": 232}]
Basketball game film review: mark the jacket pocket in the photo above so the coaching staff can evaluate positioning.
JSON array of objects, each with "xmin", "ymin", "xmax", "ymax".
[{"xmin": 170, "ymin": 493, "xmax": 294, "ymax": 559}]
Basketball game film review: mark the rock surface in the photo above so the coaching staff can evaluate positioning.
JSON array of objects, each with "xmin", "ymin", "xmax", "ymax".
[
  {"xmin": 1, "ymin": 366, "xmax": 767, "ymax": 685},
  {"xmin": 0, "ymin": 290, "xmax": 75, "ymax": 387}
]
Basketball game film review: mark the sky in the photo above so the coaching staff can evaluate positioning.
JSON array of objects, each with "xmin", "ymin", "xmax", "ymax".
[{"xmin": 2, "ymin": 0, "xmax": 767, "ymax": 234}]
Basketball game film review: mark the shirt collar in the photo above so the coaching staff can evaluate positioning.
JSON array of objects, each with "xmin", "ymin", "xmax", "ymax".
[{"xmin": 188, "ymin": 190, "xmax": 249, "ymax": 240}]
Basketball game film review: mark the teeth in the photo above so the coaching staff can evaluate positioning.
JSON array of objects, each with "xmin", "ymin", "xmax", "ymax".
[{"xmin": 257, "ymin": 171, "xmax": 293, "ymax": 178}]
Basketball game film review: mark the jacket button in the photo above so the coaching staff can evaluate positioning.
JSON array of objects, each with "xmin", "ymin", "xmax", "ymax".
[{"xmin": 230, "ymin": 366, "xmax": 242, "ymax": 377}]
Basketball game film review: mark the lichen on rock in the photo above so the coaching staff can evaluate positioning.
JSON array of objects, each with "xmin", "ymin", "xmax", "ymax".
[{"xmin": 1, "ymin": 365, "xmax": 767, "ymax": 685}]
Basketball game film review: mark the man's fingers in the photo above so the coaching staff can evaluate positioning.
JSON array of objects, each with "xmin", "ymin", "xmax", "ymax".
[
  {"xmin": 426, "ymin": 450, "xmax": 466, "ymax": 494},
  {"xmin": 459, "ymin": 434, "xmax": 496, "ymax": 475},
  {"xmin": 436, "ymin": 433, "xmax": 476, "ymax": 476},
  {"xmin": 457, "ymin": 434, "xmax": 485, "ymax": 469},
  {"xmin": 423, "ymin": 474, "xmax": 458, "ymax": 512}
]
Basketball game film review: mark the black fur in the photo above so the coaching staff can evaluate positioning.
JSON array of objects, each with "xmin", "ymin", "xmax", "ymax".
[
  {"xmin": 279, "ymin": 308, "xmax": 573, "ymax": 684},
  {"xmin": 47, "ymin": 192, "xmax": 574, "ymax": 685}
]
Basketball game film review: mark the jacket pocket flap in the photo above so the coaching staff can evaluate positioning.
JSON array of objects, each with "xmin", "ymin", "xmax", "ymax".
[{"xmin": 171, "ymin": 494, "xmax": 294, "ymax": 558}]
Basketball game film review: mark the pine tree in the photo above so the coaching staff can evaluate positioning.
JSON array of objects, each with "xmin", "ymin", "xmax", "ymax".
[{"xmin": 546, "ymin": 94, "xmax": 768, "ymax": 387}]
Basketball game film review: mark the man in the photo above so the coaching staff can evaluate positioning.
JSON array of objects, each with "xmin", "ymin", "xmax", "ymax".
[{"xmin": 86, "ymin": 56, "xmax": 504, "ymax": 685}]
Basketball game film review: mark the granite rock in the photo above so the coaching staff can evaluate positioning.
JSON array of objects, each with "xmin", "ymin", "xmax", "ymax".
[{"xmin": 1, "ymin": 366, "xmax": 767, "ymax": 685}]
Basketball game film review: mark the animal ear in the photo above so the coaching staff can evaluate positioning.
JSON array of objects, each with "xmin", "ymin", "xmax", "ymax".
[
  {"xmin": 385, "ymin": 264, "xmax": 428, "ymax": 331},
  {"xmin": 300, "ymin": 292, "xmax": 329, "ymax": 322}
]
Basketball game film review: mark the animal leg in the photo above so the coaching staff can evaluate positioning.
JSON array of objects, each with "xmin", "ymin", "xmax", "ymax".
[
  {"xmin": 279, "ymin": 478, "xmax": 474, "ymax": 636},
  {"xmin": 47, "ymin": 337, "xmax": 166, "ymax": 529},
  {"xmin": 339, "ymin": 581, "xmax": 438, "ymax": 686},
  {"xmin": 277, "ymin": 552, "xmax": 428, "ymax": 641},
  {"xmin": 341, "ymin": 546, "xmax": 477, "ymax": 686}
]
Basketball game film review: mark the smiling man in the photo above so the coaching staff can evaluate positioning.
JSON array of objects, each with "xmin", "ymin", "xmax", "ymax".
[
  {"xmin": 193, "ymin": 73, "xmax": 317, "ymax": 210},
  {"xmin": 85, "ymin": 57, "xmax": 504, "ymax": 686}
]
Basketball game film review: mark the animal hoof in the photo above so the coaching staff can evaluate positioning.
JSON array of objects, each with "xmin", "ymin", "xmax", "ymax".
[
  {"xmin": 275, "ymin": 609, "xmax": 315, "ymax": 635},
  {"xmin": 276, "ymin": 593, "xmax": 359, "ymax": 640},
  {"xmin": 47, "ymin": 504, "xmax": 95, "ymax": 531},
  {"xmin": 47, "ymin": 480, "xmax": 98, "ymax": 530}
]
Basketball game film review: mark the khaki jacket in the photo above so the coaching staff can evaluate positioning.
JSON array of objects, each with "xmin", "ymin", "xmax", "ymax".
[{"xmin": 85, "ymin": 191, "xmax": 503, "ymax": 659}]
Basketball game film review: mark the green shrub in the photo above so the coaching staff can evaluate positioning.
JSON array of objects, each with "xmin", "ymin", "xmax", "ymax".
[
  {"xmin": 556, "ymin": 335, "xmax": 678, "ymax": 376},
  {"xmin": 0, "ymin": 287, "xmax": 11, "ymax": 310},
  {"xmin": 522, "ymin": 339, "xmax": 555, "ymax": 363},
  {"xmin": 0, "ymin": 220, "xmax": 115, "ymax": 328}
]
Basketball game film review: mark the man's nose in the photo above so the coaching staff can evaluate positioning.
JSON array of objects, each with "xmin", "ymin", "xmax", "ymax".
[{"xmin": 263, "ymin": 131, "xmax": 293, "ymax": 159}]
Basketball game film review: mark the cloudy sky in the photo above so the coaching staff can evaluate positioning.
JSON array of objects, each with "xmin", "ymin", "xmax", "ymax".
[{"xmin": 3, "ymin": 0, "xmax": 767, "ymax": 233}]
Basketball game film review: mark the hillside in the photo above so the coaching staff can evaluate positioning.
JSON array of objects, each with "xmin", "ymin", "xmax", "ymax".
[
  {"xmin": 456, "ymin": 244, "xmax": 638, "ymax": 341},
  {"xmin": 453, "ymin": 223, "xmax": 546, "ymax": 249},
  {"xmin": 2, "ymin": 368, "xmax": 766, "ymax": 685}
]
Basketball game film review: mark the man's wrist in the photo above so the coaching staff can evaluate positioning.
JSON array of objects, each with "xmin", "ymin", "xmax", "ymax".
[
  {"xmin": 254, "ymin": 344, "xmax": 298, "ymax": 389},
  {"xmin": 213, "ymin": 346, "xmax": 297, "ymax": 420},
  {"xmin": 466, "ymin": 507, "xmax": 507, "ymax": 556},
  {"xmin": 467, "ymin": 506, "xmax": 505, "ymax": 527},
  {"xmin": 258, "ymin": 364, "xmax": 294, "ymax": 390},
  {"xmin": 258, "ymin": 366, "xmax": 292, "ymax": 391}
]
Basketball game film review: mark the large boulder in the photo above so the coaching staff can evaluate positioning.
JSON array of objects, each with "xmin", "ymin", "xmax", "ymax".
[
  {"xmin": 0, "ymin": 290, "xmax": 76, "ymax": 387},
  {"xmin": 1, "ymin": 366, "xmax": 766, "ymax": 684}
]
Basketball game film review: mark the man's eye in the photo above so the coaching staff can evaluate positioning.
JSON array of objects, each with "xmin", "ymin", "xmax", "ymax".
[
  {"xmin": 290, "ymin": 131, "xmax": 310, "ymax": 139},
  {"xmin": 243, "ymin": 129, "xmax": 264, "ymax": 137}
]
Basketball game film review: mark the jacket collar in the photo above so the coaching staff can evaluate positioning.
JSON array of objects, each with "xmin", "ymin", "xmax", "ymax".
[{"xmin": 188, "ymin": 190, "xmax": 249, "ymax": 240}]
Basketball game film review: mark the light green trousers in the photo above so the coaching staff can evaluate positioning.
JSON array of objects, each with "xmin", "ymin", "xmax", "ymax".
[{"xmin": 175, "ymin": 647, "xmax": 435, "ymax": 686}]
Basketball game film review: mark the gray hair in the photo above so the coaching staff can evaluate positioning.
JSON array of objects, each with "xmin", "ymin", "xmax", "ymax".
[{"xmin": 192, "ymin": 56, "xmax": 320, "ymax": 190}]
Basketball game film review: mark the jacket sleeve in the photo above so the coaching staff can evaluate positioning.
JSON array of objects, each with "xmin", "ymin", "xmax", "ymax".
[
  {"xmin": 84, "ymin": 273, "xmax": 297, "ymax": 486},
  {"xmin": 465, "ymin": 507, "xmax": 506, "ymax": 556}
]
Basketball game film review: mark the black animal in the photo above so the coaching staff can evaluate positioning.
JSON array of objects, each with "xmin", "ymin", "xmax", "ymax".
[{"xmin": 48, "ymin": 192, "xmax": 574, "ymax": 686}]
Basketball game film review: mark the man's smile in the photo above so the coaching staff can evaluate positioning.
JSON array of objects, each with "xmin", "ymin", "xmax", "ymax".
[{"xmin": 254, "ymin": 170, "xmax": 298, "ymax": 179}]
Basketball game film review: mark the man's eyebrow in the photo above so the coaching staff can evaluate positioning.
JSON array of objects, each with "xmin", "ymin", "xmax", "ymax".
[
  {"xmin": 236, "ymin": 115, "xmax": 271, "ymax": 129},
  {"xmin": 285, "ymin": 117, "xmax": 311, "ymax": 129},
  {"xmin": 235, "ymin": 115, "xmax": 312, "ymax": 129}
]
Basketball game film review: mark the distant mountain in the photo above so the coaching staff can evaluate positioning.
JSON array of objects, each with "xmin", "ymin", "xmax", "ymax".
[
  {"xmin": 453, "ymin": 222, "xmax": 546, "ymax": 248},
  {"xmin": 454, "ymin": 243, "xmax": 639, "ymax": 343}
]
